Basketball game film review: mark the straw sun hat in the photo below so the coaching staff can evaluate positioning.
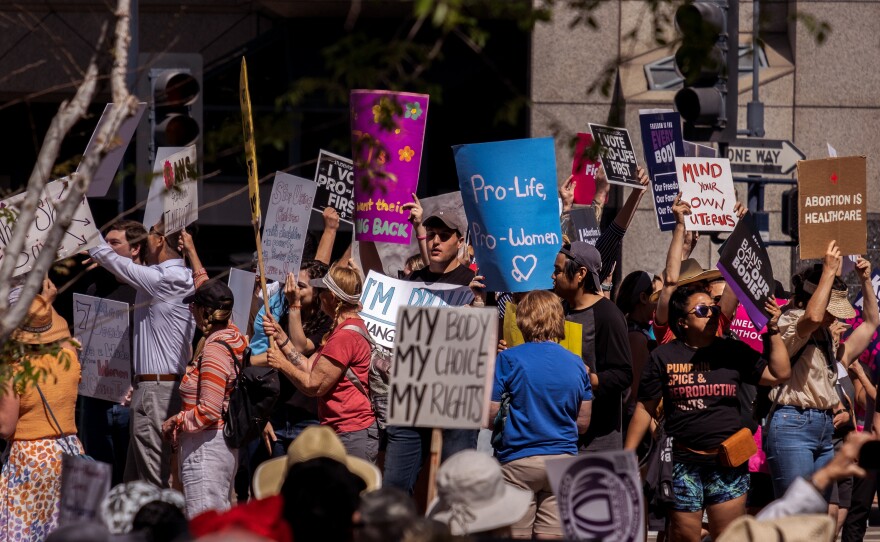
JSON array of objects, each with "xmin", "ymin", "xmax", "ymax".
[
  {"xmin": 252, "ymin": 425, "xmax": 381, "ymax": 499},
  {"xmin": 649, "ymin": 258, "xmax": 722, "ymax": 303},
  {"xmin": 11, "ymin": 295, "xmax": 70, "ymax": 345}
]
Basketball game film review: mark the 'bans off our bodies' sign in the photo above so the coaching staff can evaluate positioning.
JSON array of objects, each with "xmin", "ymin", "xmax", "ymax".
[
  {"xmin": 389, "ymin": 306, "xmax": 498, "ymax": 429},
  {"xmin": 351, "ymin": 90, "xmax": 429, "ymax": 245},
  {"xmin": 674, "ymin": 157, "xmax": 738, "ymax": 232},
  {"xmin": 717, "ymin": 215, "xmax": 774, "ymax": 330},
  {"xmin": 454, "ymin": 137, "xmax": 562, "ymax": 293}
]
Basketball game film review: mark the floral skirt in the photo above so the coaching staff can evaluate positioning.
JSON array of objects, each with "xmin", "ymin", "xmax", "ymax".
[{"xmin": 0, "ymin": 435, "xmax": 83, "ymax": 541}]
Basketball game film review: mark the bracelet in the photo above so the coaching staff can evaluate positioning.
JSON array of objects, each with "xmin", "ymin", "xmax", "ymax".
[
  {"xmin": 417, "ymin": 235, "xmax": 427, "ymax": 241},
  {"xmin": 290, "ymin": 305, "xmax": 301, "ymax": 310},
  {"xmin": 277, "ymin": 336, "xmax": 290, "ymax": 349},
  {"xmin": 765, "ymin": 327, "xmax": 779, "ymax": 336}
]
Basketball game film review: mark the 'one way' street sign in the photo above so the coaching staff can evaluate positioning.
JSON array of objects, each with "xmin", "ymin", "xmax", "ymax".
[{"xmin": 726, "ymin": 139, "xmax": 805, "ymax": 176}]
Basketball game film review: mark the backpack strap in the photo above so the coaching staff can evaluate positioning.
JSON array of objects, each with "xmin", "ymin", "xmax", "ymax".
[{"xmin": 339, "ymin": 324, "xmax": 373, "ymax": 401}]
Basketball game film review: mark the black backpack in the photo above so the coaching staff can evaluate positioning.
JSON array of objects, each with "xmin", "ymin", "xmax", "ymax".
[{"xmin": 215, "ymin": 342, "xmax": 281, "ymax": 448}]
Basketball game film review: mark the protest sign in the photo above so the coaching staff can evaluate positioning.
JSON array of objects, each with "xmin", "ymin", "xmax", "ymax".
[
  {"xmin": 143, "ymin": 146, "xmax": 182, "ymax": 230},
  {"xmin": 797, "ymin": 156, "xmax": 867, "ymax": 260},
  {"xmin": 228, "ymin": 268, "xmax": 257, "ymax": 330},
  {"xmin": 589, "ymin": 124, "xmax": 640, "ymax": 187},
  {"xmin": 359, "ymin": 271, "xmax": 473, "ymax": 348},
  {"xmin": 82, "ymin": 102, "xmax": 147, "ymax": 198},
  {"xmin": 144, "ymin": 145, "xmax": 199, "ymax": 234},
  {"xmin": 503, "ymin": 302, "xmax": 583, "ymax": 356},
  {"xmin": 854, "ymin": 270, "xmax": 880, "ymax": 310},
  {"xmin": 313, "ymin": 149, "xmax": 355, "ymax": 224},
  {"xmin": 571, "ymin": 133, "xmax": 602, "ymax": 205},
  {"xmin": 351, "ymin": 90, "xmax": 429, "ymax": 245},
  {"xmin": 639, "ymin": 110, "xmax": 685, "ymax": 231},
  {"xmin": 59, "ymin": 455, "xmax": 112, "ymax": 525},
  {"xmin": 569, "ymin": 208, "xmax": 601, "ymax": 246},
  {"xmin": 730, "ymin": 300, "xmax": 788, "ymax": 353},
  {"xmin": 546, "ymin": 451, "xmax": 644, "ymax": 542},
  {"xmin": 683, "ymin": 140, "xmax": 718, "ymax": 158},
  {"xmin": 261, "ymin": 172, "xmax": 317, "ymax": 282},
  {"xmin": 674, "ymin": 157, "xmax": 737, "ymax": 232},
  {"xmin": 73, "ymin": 294, "xmax": 131, "ymax": 403},
  {"xmin": 454, "ymin": 137, "xmax": 561, "ymax": 292},
  {"xmin": 717, "ymin": 216, "xmax": 774, "ymax": 330},
  {"xmin": 0, "ymin": 178, "xmax": 101, "ymax": 277},
  {"xmin": 389, "ymin": 306, "xmax": 497, "ymax": 429}
]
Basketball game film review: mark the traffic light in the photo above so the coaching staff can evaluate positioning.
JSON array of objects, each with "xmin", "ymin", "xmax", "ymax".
[
  {"xmin": 673, "ymin": 0, "xmax": 739, "ymax": 142},
  {"xmin": 152, "ymin": 69, "xmax": 200, "ymax": 148},
  {"xmin": 781, "ymin": 187, "xmax": 798, "ymax": 241}
]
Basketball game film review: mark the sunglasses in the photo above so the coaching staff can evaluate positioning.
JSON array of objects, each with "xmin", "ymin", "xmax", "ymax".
[
  {"xmin": 426, "ymin": 230, "xmax": 456, "ymax": 242},
  {"xmin": 688, "ymin": 304, "xmax": 720, "ymax": 318}
]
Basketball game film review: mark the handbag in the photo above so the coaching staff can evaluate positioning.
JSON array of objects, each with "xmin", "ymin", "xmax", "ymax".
[{"xmin": 717, "ymin": 427, "xmax": 758, "ymax": 468}]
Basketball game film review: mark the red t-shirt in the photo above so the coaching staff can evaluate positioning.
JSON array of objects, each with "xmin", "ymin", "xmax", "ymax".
[
  {"xmin": 652, "ymin": 311, "xmax": 732, "ymax": 345},
  {"xmin": 314, "ymin": 318, "xmax": 375, "ymax": 433}
]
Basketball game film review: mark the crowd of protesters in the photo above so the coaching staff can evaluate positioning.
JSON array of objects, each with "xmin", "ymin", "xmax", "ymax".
[{"xmin": 1, "ymin": 154, "xmax": 880, "ymax": 542}]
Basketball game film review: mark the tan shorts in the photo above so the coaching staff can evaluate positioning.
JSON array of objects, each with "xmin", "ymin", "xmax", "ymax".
[{"xmin": 501, "ymin": 454, "xmax": 569, "ymax": 537}]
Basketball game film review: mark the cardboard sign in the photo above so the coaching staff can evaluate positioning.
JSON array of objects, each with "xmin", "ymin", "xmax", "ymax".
[
  {"xmin": 351, "ymin": 90, "xmax": 429, "ymax": 245},
  {"xmin": 571, "ymin": 133, "xmax": 602, "ymax": 205},
  {"xmin": 639, "ymin": 110, "xmax": 685, "ymax": 232},
  {"xmin": 588, "ymin": 124, "xmax": 640, "ymax": 187},
  {"xmin": 797, "ymin": 156, "xmax": 867, "ymax": 260},
  {"xmin": 228, "ymin": 268, "xmax": 257, "ymax": 331},
  {"xmin": 359, "ymin": 271, "xmax": 474, "ymax": 348},
  {"xmin": 59, "ymin": 455, "xmax": 112, "ymax": 525},
  {"xmin": 262, "ymin": 172, "xmax": 317, "ymax": 282},
  {"xmin": 146, "ymin": 145, "xmax": 198, "ymax": 234},
  {"xmin": 546, "ymin": 451, "xmax": 645, "ymax": 542},
  {"xmin": 0, "ymin": 178, "xmax": 101, "ymax": 277},
  {"xmin": 717, "ymin": 216, "xmax": 774, "ymax": 330},
  {"xmin": 675, "ymin": 157, "xmax": 737, "ymax": 232},
  {"xmin": 388, "ymin": 306, "xmax": 497, "ymax": 429},
  {"xmin": 82, "ymin": 102, "xmax": 147, "ymax": 198},
  {"xmin": 569, "ymin": 208, "xmax": 601, "ymax": 246},
  {"xmin": 313, "ymin": 149, "xmax": 355, "ymax": 224},
  {"xmin": 73, "ymin": 294, "xmax": 131, "ymax": 403},
  {"xmin": 503, "ymin": 301, "xmax": 583, "ymax": 356},
  {"xmin": 454, "ymin": 137, "xmax": 561, "ymax": 292}
]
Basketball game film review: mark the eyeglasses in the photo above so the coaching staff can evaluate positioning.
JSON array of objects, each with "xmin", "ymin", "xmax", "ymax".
[
  {"xmin": 426, "ymin": 230, "xmax": 455, "ymax": 242},
  {"xmin": 688, "ymin": 304, "xmax": 720, "ymax": 318}
]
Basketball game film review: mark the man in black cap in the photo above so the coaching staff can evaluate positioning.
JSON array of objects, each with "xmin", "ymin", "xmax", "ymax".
[{"xmin": 553, "ymin": 241, "xmax": 632, "ymax": 452}]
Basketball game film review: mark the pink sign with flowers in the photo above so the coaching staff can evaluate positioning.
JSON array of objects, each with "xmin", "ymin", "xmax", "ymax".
[{"xmin": 350, "ymin": 90, "xmax": 429, "ymax": 244}]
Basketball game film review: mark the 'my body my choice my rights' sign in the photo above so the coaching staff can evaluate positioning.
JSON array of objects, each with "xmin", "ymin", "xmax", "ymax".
[
  {"xmin": 454, "ymin": 137, "xmax": 561, "ymax": 293},
  {"xmin": 389, "ymin": 306, "xmax": 498, "ymax": 429}
]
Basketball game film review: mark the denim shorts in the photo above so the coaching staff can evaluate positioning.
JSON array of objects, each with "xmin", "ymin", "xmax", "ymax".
[{"xmin": 671, "ymin": 461, "xmax": 750, "ymax": 512}]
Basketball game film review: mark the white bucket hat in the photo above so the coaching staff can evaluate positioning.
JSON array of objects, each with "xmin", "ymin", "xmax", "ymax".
[{"xmin": 426, "ymin": 450, "xmax": 531, "ymax": 536}]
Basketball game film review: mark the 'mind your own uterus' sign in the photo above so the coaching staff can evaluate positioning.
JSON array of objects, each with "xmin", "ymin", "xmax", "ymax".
[{"xmin": 454, "ymin": 137, "xmax": 562, "ymax": 292}]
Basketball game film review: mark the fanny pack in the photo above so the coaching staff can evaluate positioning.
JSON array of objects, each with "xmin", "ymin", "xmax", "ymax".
[{"xmin": 675, "ymin": 427, "xmax": 757, "ymax": 468}]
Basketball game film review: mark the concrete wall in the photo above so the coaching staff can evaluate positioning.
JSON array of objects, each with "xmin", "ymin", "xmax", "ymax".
[{"xmin": 531, "ymin": 0, "xmax": 880, "ymax": 291}]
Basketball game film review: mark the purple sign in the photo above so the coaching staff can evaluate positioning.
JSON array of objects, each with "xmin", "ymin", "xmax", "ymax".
[{"xmin": 350, "ymin": 90, "xmax": 429, "ymax": 245}]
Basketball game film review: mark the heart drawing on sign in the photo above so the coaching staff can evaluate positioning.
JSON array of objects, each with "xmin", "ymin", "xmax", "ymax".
[{"xmin": 511, "ymin": 254, "xmax": 538, "ymax": 282}]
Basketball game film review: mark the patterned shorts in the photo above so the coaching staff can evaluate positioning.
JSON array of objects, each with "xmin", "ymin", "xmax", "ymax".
[
  {"xmin": 0, "ymin": 435, "xmax": 83, "ymax": 541},
  {"xmin": 671, "ymin": 461, "xmax": 750, "ymax": 512}
]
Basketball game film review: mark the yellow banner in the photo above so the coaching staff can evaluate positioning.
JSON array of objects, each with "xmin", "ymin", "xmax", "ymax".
[
  {"xmin": 239, "ymin": 57, "xmax": 260, "ymax": 223},
  {"xmin": 503, "ymin": 302, "xmax": 583, "ymax": 357}
]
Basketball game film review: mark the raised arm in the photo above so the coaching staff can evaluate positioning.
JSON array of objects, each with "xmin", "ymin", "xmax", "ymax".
[
  {"xmin": 760, "ymin": 298, "xmax": 791, "ymax": 386},
  {"xmin": 655, "ymin": 194, "xmax": 691, "ymax": 326},
  {"xmin": 315, "ymin": 208, "xmax": 340, "ymax": 265},
  {"xmin": 611, "ymin": 166, "xmax": 649, "ymax": 231},
  {"xmin": 89, "ymin": 242, "xmax": 165, "ymax": 297},
  {"xmin": 179, "ymin": 230, "xmax": 208, "ymax": 288},
  {"xmin": 401, "ymin": 193, "xmax": 429, "ymax": 266},
  {"xmin": 839, "ymin": 258, "xmax": 880, "ymax": 367},
  {"xmin": 796, "ymin": 241, "xmax": 841, "ymax": 338}
]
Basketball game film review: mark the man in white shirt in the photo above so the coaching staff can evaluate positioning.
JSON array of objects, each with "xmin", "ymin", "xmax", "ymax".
[{"xmin": 89, "ymin": 218, "xmax": 195, "ymax": 487}]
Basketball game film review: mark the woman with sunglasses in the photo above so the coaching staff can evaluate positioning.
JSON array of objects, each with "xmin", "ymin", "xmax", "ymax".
[{"xmin": 625, "ymin": 285, "xmax": 790, "ymax": 542}]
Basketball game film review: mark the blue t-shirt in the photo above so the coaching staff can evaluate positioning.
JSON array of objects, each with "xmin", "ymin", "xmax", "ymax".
[
  {"xmin": 492, "ymin": 342, "xmax": 593, "ymax": 463},
  {"xmin": 249, "ymin": 289, "xmax": 287, "ymax": 355}
]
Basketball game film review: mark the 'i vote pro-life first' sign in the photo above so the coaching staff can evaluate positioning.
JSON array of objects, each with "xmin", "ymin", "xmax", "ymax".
[
  {"xmin": 454, "ymin": 137, "xmax": 561, "ymax": 293},
  {"xmin": 589, "ymin": 124, "xmax": 641, "ymax": 188},
  {"xmin": 639, "ymin": 110, "xmax": 685, "ymax": 232},
  {"xmin": 717, "ymin": 214, "xmax": 774, "ymax": 330},
  {"xmin": 262, "ymin": 172, "xmax": 318, "ymax": 282},
  {"xmin": 675, "ymin": 157, "xmax": 738, "ymax": 232},
  {"xmin": 313, "ymin": 150, "xmax": 354, "ymax": 224},
  {"xmin": 796, "ymin": 156, "xmax": 867, "ymax": 260},
  {"xmin": 389, "ymin": 306, "xmax": 498, "ymax": 429}
]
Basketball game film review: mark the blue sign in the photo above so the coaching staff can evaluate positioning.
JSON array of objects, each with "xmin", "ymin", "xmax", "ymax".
[
  {"xmin": 453, "ymin": 138, "xmax": 561, "ymax": 293},
  {"xmin": 639, "ymin": 111, "xmax": 685, "ymax": 232}
]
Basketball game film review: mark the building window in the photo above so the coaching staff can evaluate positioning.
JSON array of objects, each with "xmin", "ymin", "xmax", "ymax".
[{"xmin": 644, "ymin": 44, "xmax": 769, "ymax": 91}]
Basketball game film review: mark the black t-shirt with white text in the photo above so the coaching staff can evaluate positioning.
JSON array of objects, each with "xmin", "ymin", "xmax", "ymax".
[
  {"xmin": 639, "ymin": 338, "xmax": 766, "ymax": 459},
  {"xmin": 408, "ymin": 264, "xmax": 475, "ymax": 286}
]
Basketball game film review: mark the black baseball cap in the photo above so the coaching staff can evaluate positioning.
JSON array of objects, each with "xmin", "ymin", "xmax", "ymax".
[
  {"xmin": 183, "ymin": 279, "xmax": 234, "ymax": 310},
  {"xmin": 559, "ymin": 241, "xmax": 602, "ymax": 293}
]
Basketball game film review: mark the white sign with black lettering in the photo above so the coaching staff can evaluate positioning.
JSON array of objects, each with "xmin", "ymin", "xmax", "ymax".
[
  {"xmin": 389, "ymin": 306, "xmax": 497, "ymax": 429},
  {"xmin": 73, "ymin": 294, "xmax": 131, "ymax": 403}
]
